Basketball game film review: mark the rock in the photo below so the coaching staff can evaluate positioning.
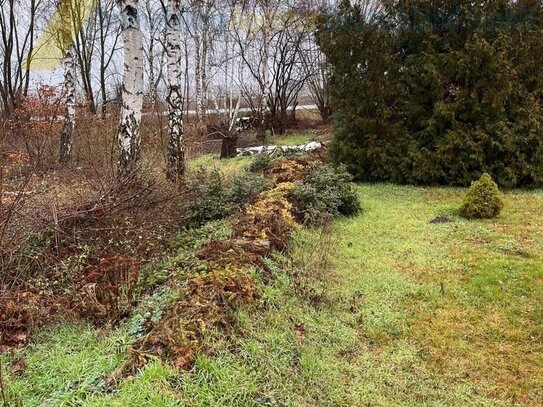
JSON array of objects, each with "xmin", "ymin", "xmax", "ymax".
[{"xmin": 430, "ymin": 216, "xmax": 451, "ymax": 224}]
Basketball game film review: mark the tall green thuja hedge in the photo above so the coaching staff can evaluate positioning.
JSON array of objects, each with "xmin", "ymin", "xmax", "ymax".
[
  {"xmin": 317, "ymin": 0, "xmax": 543, "ymax": 187},
  {"xmin": 316, "ymin": 1, "xmax": 406, "ymax": 182}
]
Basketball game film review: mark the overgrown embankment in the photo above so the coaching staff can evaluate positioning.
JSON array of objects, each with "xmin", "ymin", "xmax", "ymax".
[{"xmin": 1, "ymin": 149, "xmax": 362, "ymax": 406}]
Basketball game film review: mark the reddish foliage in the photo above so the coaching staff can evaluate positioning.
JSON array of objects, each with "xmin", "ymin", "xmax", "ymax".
[
  {"xmin": 140, "ymin": 267, "xmax": 260, "ymax": 369},
  {"xmin": 74, "ymin": 257, "xmax": 140, "ymax": 323},
  {"xmin": 197, "ymin": 239, "xmax": 270, "ymax": 267},
  {"xmin": 10, "ymin": 84, "xmax": 63, "ymax": 168},
  {"xmin": 265, "ymin": 157, "xmax": 312, "ymax": 184},
  {"xmin": 0, "ymin": 290, "xmax": 61, "ymax": 353}
]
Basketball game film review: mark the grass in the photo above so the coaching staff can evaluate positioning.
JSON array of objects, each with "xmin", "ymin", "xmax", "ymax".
[
  {"xmin": 188, "ymin": 154, "xmax": 251, "ymax": 177},
  {"xmin": 270, "ymin": 132, "xmax": 314, "ymax": 146},
  {"xmin": 1, "ymin": 324, "xmax": 128, "ymax": 406},
  {"xmin": 2, "ymin": 184, "xmax": 542, "ymax": 406}
]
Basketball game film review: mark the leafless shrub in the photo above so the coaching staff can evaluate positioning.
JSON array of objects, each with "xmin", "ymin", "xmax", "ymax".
[{"xmin": 74, "ymin": 257, "xmax": 141, "ymax": 323}]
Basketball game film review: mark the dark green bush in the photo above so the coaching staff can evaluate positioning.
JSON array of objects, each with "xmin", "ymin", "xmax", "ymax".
[
  {"xmin": 460, "ymin": 173, "xmax": 504, "ymax": 219},
  {"xmin": 185, "ymin": 168, "xmax": 270, "ymax": 227},
  {"xmin": 227, "ymin": 172, "xmax": 270, "ymax": 207},
  {"xmin": 293, "ymin": 163, "xmax": 361, "ymax": 224},
  {"xmin": 246, "ymin": 154, "xmax": 274, "ymax": 173},
  {"xmin": 317, "ymin": 0, "xmax": 543, "ymax": 187},
  {"xmin": 185, "ymin": 167, "xmax": 230, "ymax": 227}
]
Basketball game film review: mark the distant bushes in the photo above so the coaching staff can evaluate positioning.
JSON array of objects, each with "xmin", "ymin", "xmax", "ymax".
[
  {"xmin": 317, "ymin": 0, "xmax": 543, "ymax": 187},
  {"xmin": 460, "ymin": 173, "xmax": 504, "ymax": 219}
]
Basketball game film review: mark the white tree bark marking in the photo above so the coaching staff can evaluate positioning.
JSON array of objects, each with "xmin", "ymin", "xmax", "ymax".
[
  {"xmin": 166, "ymin": 0, "xmax": 185, "ymax": 180},
  {"xmin": 60, "ymin": 48, "xmax": 76, "ymax": 164},
  {"xmin": 117, "ymin": 0, "xmax": 144, "ymax": 178}
]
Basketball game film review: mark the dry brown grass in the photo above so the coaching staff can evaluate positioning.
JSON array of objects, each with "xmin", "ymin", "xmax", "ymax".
[{"xmin": 413, "ymin": 303, "xmax": 543, "ymax": 405}]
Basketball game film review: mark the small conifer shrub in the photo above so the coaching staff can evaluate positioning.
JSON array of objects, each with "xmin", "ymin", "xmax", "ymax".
[
  {"xmin": 460, "ymin": 173, "xmax": 504, "ymax": 219},
  {"xmin": 247, "ymin": 154, "xmax": 274, "ymax": 173},
  {"xmin": 293, "ymin": 163, "xmax": 361, "ymax": 224}
]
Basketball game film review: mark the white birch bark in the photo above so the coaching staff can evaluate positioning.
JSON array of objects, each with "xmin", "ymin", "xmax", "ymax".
[
  {"xmin": 258, "ymin": 1, "xmax": 272, "ymax": 138},
  {"xmin": 193, "ymin": 0, "xmax": 212, "ymax": 124},
  {"xmin": 194, "ymin": 33, "xmax": 205, "ymax": 123},
  {"xmin": 166, "ymin": 0, "xmax": 185, "ymax": 180},
  {"xmin": 117, "ymin": 0, "xmax": 144, "ymax": 178},
  {"xmin": 59, "ymin": 48, "xmax": 76, "ymax": 164}
]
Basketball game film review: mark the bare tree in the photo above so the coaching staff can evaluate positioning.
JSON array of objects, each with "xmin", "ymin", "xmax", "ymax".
[
  {"xmin": 143, "ymin": 0, "xmax": 167, "ymax": 107},
  {"xmin": 301, "ymin": 42, "xmax": 331, "ymax": 123},
  {"xmin": 72, "ymin": 0, "xmax": 98, "ymax": 114},
  {"xmin": 185, "ymin": 0, "xmax": 216, "ymax": 123},
  {"xmin": 232, "ymin": 0, "xmax": 311, "ymax": 134},
  {"xmin": 0, "ymin": 0, "xmax": 41, "ymax": 118},
  {"xmin": 117, "ymin": 0, "xmax": 144, "ymax": 178},
  {"xmin": 97, "ymin": 0, "xmax": 122, "ymax": 118},
  {"xmin": 267, "ymin": 6, "xmax": 313, "ymax": 133}
]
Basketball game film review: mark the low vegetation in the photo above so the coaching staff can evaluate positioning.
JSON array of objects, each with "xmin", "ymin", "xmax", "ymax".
[
  {"xmin": 5, "ymin": 0, "xmax": 541, "ymax": 405},
  {"xmin": 292, "ymin": 162, "xmax": 361, "ymax": 224},
  {"xmin": 2, "ymin": 157, "xmax": 541, "ymax": 405},
  {"xmin": 460, "ymin": 173, "xmax": 505, "ymax": 219}
]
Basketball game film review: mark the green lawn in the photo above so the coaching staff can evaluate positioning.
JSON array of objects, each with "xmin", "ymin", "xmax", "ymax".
[
  {"xmin": 270, "ymin": 132, "xmax": 314, "ymax": 146},
  {"xmin": 188, "ymin": 154, "xmax": 251, "ymax": 176},
  {"xmin": 2, "ymin": 184, "xmax": 542, "ymax": 406}
]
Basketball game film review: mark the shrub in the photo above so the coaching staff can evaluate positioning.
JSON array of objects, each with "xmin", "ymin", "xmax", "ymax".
[
  {"xmin": 185, "ymin": 168, "xmax": 230, "ymax": 227},
  {"xmin": 292, "ymin": 163, "xmax": 361, "ymax": 224},
  {"xmin": 227, "ymin": 172, "xmax": 270, "ymax": 207},
  {"xmin": 317, "ymin": 0, "xmax": 543, "ymax": 187},
  {"xmin": 185, "ymin": 168, "xmax": 271, "ymax": 227},
  {"xmin": 460, "ymin": 173, "xmax": 504, "ymax": 219},
  {"xmin": 246, "ymin": 154, "xmax": 274, "ymax": 173}
]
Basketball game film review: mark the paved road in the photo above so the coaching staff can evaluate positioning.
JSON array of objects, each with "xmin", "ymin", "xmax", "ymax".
[
  {"xmin": 142, "ymin": 104, "xmax": 319, "ymax": 117},
  {"xmin": 30, "ymin": 104, "xmax": 319, "ymax": 121}
]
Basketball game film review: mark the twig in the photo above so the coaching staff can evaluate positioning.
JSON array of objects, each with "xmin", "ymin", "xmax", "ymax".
[{"xmin": 0, "ymin": 361, "xmax": 7, "ymax": 407}]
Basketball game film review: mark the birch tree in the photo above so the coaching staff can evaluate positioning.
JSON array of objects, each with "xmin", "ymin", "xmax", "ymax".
[
  {"xmin": 59, "ymin": 49, "xmax": 76, "ymax": 163},
  {"xmin": 165, "ymin": 0, "xmax": 185, "ymax": 180},
  {"xmin": 258, "ymin": 0, "xmax": 272, "ymax": 137},
  {"xmin": 187, "ymin": 0, "xmax": 215, "ymax": 124},
  {"xmin": 117, "ymin": 0, "xmax": 144, "ymax": 178},
  {"xmin": 59, "ymin": 0, "xmax": 76, "ymax": 163}
]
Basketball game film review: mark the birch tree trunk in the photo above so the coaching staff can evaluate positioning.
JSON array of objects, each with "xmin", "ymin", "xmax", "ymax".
[
  {"xmin": 258, "ymin": 1, "xmax": 271, "ymax": 140},
  {"xmin": 59, "ymin": 48, "xmax": 76, "ymax": 164},
  {"xmin": 166, "ymin": 0, "xmax": 185, "ymax": 181},
  {"xmin": 59, "ymin": 0, "xmax": 75, "ymax": 164},
  {"xmin": 194, "ymin": 34, "xmax": 205, "ymax": 123},
  {"xmin": 117, "ymin": 0, "xmax": 144, "ymax": 179}
]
